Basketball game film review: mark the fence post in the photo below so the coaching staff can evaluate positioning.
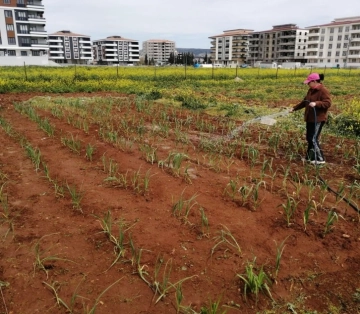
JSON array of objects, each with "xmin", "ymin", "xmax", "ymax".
[
  {"xmin": 23, "ymin": 62, "xmax": 28, "ymax": 81},
  {"xmin": 275, "ymin": 66, "xmax": 279, "ymax": 79}
]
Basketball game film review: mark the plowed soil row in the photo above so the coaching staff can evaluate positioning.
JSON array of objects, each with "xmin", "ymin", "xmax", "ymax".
[{"xmin": 0, "ymin": 92, "xmax": 359, "ymax": 314}]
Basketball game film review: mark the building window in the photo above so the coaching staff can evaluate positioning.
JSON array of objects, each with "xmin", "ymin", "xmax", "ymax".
[
  {"xmin": 19, "ymin": 24, "xmax": 28, "ymax": 33},
  {"xmin": 4, "ymin": 10, "xmax": 12, "ymax": 17},
  {"xmin": 320, "ymin": 44, "xmax": 324, "ymax": 49},
  {"xmin": 8, "ymin": 50, "xmax": 16, "ymax": 56},
  {"xmin": 345, "ymin": 26, "xmax": 350, "ymax": 32},
  {"xmin": 21, "ymin": 51, "xmax": 27, "ymax": 56},
  {"xmin": 320, "ymin": 36, "xmax": 324, "ymax": 42},
  {"xmin": 8, "ymin": 37, "xmax": 16, "ymax": 45},
  {"xmin": 17, "ymin": 0, "xmax": 25, "ymax": 4},
  {"xmin": 3, "ymin": 0, "xmax": 10, "ymax": 4},
  {"xmin": 337, "ymin": 43, "xmax": 341, "ymax": 48},
  {"xmin": 32, "ymin": 50, "xmax": 40, "ymax": 56},
  {"xmin": 329, "ymin": 36, "xmax": 333, "ymax": 41},
  {"xmin": 328, "ymin": 44, "xmax": 332, "ymax": 49},
  {"xmin": 336, "ymin": 51, "xmax": 340, "ymax": 56},
  {"xmin": 327, "ymin": 52, "xmax": 331, "ymax": 57},
  {"xmin": 342, "ymin": 51, "xmax": 347, "ymax": 56},
  {"xmin": 337, "ymin": 35, "xmax": 342, "ymax": 41},
  {"xmin": 330, "ymin": 28, "xmax": 334, "ymax": 33},
  {"xmin": 345, "ymin": 35, "xmax": 349, "ymax": 40},
  {"xmin": 321, "ymin": 28, "xmax": 325, "ymax": 34},
  {"xmin": 338, "ymin": 27, "xmax": 343, "ymax": 32},
  {"xmin": 6, "ymin": 24, "xmax": 14, "ymax": 31},
  {"xmin": 319, "ymin": 52, "xmax": 323, "ymax": 57},
  {"xmin": 344, "ymin": 43, "xmax": 348, "ymax": 48},
  {"xmin": 17, "ymin": 11, "xmax": 27, "ymax": 20}
]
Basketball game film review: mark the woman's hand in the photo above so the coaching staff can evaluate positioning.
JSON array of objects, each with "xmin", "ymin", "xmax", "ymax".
[{"xmin": 309, "ymin": 102, "xmax": 316, "ymax": 107}]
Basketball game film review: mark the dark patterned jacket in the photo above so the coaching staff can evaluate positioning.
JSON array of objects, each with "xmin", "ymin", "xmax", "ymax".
[{"xmin": 293, "ymin": 84, "xmax": 331, "ymax": 122}]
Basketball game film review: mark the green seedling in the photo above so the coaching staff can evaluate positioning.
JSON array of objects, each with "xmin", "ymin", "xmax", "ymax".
[
  {"xmin": 303, "ymin": 201, "xmax": 314, "ymax": 231},
  {"xmin": 211, "ymin": 224, "xmax": 241, "ymax": 257},
  {"xmin": 280, "ymin": 196, "xmax": 299, "ymax": 227},
  {"xmin": 199, "ymin": 207, "xmax": 209, "ymax": 236},
  {"xmin": 0, "ymin": 187, "xmax": 14, "ymax": 238},
  {"xmin": 25, "ymin": 144, "xmax": 42, "ymax": 172},
  {"xmin": 274, "ymin": 236, "xmax": 289, "ymax": 277},
  {"xmin": 33, "ymin": 234, "xmax": 74, "ymax": 278},
  {"xmin": 237, "ymin": 258, "xmax": 273, "ymax": 304},
  {"xmin": 152, "ymin": 257, "xmax": 193, "ymax": 304},
  {"xmin": 66, "ymin": 183, "xmax": 84, "ymax": 212},
  {"xmin": 43, "ymin": 280, "xmax": 83, "ymax": 313},
  {"xmin": 172, "ymin": 190, "xmax": 198, "ymax": 220},
  {"xmin": 39, "ymin": 117, "xmax": 55, "ymax": 137},
  {"xmin": 85, "ymin": 143, "xmax": 96, "ymax": 161},
  {"xmin": 61, "ymin": 134, "xmax": 82, "ymax": 155},
  {"xmin": 323, "ymin": 211, "xmax": 340, "ymax": 236},
  {"xmin": 85, "ymin": 278, "xmax": 123, "ymax": 314}
]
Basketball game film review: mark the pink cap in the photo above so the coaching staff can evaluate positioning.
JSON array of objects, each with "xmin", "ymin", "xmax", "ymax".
[{"xmin": 303, "ymin": 73, "xmax": 320, "ymax": 84}]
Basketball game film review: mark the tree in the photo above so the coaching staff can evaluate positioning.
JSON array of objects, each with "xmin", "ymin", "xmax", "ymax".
[
  {"xmin": 168, "ymin": 52, "xmax": 175, "ymax": 64},
  {"xmin": 145, "ymin": 54, "xmax": 148, "ymax": 66}
]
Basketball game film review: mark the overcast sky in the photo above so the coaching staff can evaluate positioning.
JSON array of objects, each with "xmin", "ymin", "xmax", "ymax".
[{"xmin": 45, "ymin": 0, "xmax": 359, "ymax": 48}]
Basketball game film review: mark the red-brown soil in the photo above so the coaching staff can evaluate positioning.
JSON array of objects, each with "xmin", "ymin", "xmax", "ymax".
[{"xmin": 0, "ymin": 92, "xmax": 359, "ymax": 314}]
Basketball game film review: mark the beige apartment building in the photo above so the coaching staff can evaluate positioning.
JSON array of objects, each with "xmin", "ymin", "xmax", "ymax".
[
  {"xmin": 249, "ymin": 24, "xmax": 308, "ymax": 65},
  {"xmin": 142, "ymin": 39, "xmax": 175, "ymax": 65},
  {"xmin": 92, "ymin": 35, "xmax": 140, "ymax": 65},
  {"xmin": 306, "ymin": 16, "xmax": 360, "ymax": 68},
  {"xmin": 209, "ymin": 29, "xmax": 253, "ymax": 67},
  {"xmin": 0, "ymin": 0, "xmax": 48, "ymax": 65},
  {"xmin": 48, "ymin": 30, "xmax": 92, "ymax": 64}
]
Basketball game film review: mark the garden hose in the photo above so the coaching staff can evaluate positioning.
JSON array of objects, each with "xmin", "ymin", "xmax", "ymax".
[{"xmin": 311, "ymin": 106, "xmax": 360, "ymax": 213}]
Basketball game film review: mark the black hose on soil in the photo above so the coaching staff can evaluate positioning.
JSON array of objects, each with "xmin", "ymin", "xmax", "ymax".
[{"xmin": 311, "ymin": 106, "xmax": 360, "ymax": 213}]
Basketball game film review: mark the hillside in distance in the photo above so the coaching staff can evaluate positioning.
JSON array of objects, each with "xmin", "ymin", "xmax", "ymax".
[{"xmin": 177, "ymin": 48, "xmax": 211, "ymax": 57}]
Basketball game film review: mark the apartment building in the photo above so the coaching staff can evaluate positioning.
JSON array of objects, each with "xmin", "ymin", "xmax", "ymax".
[
  {"xmin": 92, "ymin": 35, "xmax": 140, "ymax": 65},
  {"xmin": 306, "ymin": 16, "xmax": 360, "ymax": 68},
  {"xmin": 248, "ymin": 24, "xmax": 308, "ymax": 65},
  {"xmin": 0, "ymin": 0, "xmax": 48, "ymax": 66},
  {"xmin": 209, "ymin": 29, "xmax": 253, "ymax": 67},
  {"xmin": 48, "ymin": 30, "xmax": 92, "ymax": 64},
  {"xmin": 142, "ymin": 39, "xmax": 175, "ymax": 65}
]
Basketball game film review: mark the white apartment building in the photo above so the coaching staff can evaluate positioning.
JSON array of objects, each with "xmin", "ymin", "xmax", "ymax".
[
  {"xmin": 48, "ymin": 30, "xmax": 92, "ymax": 64},
  {"xmin": 0, "ymin": 0, "xmax": 48, "ymax": 66},
  {"xmin": 142, "ymin": 39, "xmax": 175, "ymax": 65},
  {"xmin": 92, "ymin": 35, "xmax": 140, "ymax": 65},
  {"xmin": 248, "ymin": 24, "xmax": 308, "ymax": 65},
  {"xmin": 209, "ymin": 29, "xmax": 253, "ymax": 67},
  {"xmin": 306, "ymin": 16, "xmax": 360, "ymax": 68}
]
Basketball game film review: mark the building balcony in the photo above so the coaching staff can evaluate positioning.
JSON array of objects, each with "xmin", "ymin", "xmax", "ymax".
[
  {"xmin": 307, "ymin": 47, "xmax": 319, "ymax": 51},
  {"xmin": 350, "ymin": 28, "xmax": 360, "ymax": 33},
  {"xmin": 48, "ymin": 38, "xmax": 62, "ymax": 43},
  {"xmin": 79, "ymin": 39, "xmax": 91, "ymax": 43},
  {"xmin": 350, "ymin": 37, "xmax": 360, "ymax": 42},
  {"xmin": 49, "ymin": 50, "xmax": 64, "ymax": 54},
  {"xmin": 307, "ymin": 39, "xmax": 319, "ymax": 44},
  {"xmin": 29, "ymin": 31, "xmax": 47, "ymax": 37},
  {"xmin": 349, "ymin": 53, "xmax": 360, "ymax": 58},
  {"xmin": 49, "ymin": 56, "xmax": 65, "ymax": 59},
  {"xmin": 105, "ymin": 43, "xmax": 117, "ymax": 46}
]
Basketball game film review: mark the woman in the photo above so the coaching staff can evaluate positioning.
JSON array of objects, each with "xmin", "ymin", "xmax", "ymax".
[{"xmin": 291, "ymin": 73, "xmax": 331, "ymax": 165}]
